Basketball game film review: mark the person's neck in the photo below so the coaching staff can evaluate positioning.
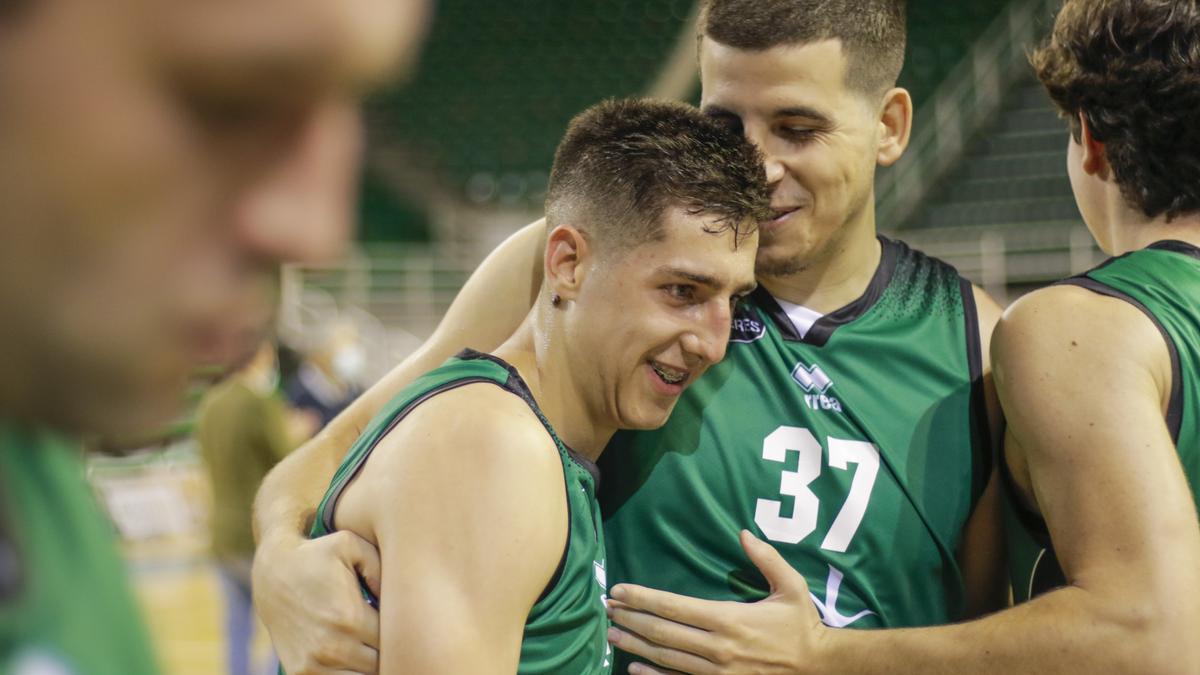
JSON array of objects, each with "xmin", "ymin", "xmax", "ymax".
[
  {"xmin": 1104, "ymin": 207, "xmax": 1200, "ymax": 256},
  {"xmin": 758, "ymin": 211, "xmax": 882, "ymax": 313},
  {"xmin": 493, "ymin": 307, "xmax": 614, "ymax": 461}
]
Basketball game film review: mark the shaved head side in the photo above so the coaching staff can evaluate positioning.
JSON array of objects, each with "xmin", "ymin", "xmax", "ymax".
[{"xmin": 700, "ymin": 0, "xmax": 906, "ymax": 96}]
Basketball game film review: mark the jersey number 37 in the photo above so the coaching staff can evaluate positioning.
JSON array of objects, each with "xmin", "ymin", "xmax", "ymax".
[{"xmin": 754, "ymin": 426, "xmax": 881, "ymax": 552}]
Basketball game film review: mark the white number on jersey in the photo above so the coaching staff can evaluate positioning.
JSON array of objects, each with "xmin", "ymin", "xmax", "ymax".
[{"xmin": 754, "ymin": 425, "xmax": 881, "ymax": 551}]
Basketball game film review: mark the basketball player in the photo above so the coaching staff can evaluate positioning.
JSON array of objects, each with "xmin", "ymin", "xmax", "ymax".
[
  {"xmin": 598, "ymin": 1, "xmax": 1200, "ymax": 673},
  {"xmin": 305, "ymin": 98, "xmax": 765, "ymax": 675},
  {"xmin": 251, "ymin": 1, "xmax": 1009, "ymax": 672},
  {"xmin": 0, "ymin": 1, "xmax": 429, "ymax": 672}
]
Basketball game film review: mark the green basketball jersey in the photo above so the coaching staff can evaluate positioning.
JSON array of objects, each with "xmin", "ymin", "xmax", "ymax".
[
  {"xmin": 601, "ymin": 237, "xmax": 990, "ymax": 663},
  {"xmin": 0, "ymin": 423, "xmax": 160, "ymax": 675},
  {"xmin": 1006, "ymin": 240, "xmax": 1200, "ymax": 602},
  {"xmin": 311, "ymin": 349, "xmax": 612, "ymax": 674}
]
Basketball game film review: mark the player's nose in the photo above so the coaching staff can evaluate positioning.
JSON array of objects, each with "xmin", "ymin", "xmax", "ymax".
[{"xmin": 229, "ymin": 102, "xmax": 362, "ymax": 264}]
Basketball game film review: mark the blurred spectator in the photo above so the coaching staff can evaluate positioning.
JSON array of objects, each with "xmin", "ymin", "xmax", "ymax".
[
  {"xmin": 197, "ymin": 342, "xmax": 318, "ymax": 675},
  {"xmin": 284, "ymin": 321, "xmax": 366, "ymax": 429}
]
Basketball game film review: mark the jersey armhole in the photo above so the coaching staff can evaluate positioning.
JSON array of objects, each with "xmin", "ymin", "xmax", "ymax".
[
  {"xmin": 1058, "ymin": 277, "xmax": 1183, "ymax": 441},
  {"xmin": 959, "ymin": 278, "xmax": 995, "ymax": 508}
]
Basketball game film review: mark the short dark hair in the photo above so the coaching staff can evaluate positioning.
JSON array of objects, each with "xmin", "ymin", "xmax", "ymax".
[
  {"xmin": 545, "ymin": 98, "xmax": 770, "ymax": 252},
  {"xmin": 699, "ymin": 0, "xmax": 907, "ymax": 96},
  {"xmin": 1032, "ymin": 0, "xmax": 1200, "ymax": 220}
]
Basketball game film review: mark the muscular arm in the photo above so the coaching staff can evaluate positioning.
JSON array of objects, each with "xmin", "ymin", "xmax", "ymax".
[
  {"xmin": 806, "ymin": 285, "xmax": 1200, "ymax": 675},
  {"xmin": 251, "ymin": 219, "xmax": 545, "ymax": 674},
  {"xmin": 334, "ymin": 387, "xmax": 566, "ymax": 675}
]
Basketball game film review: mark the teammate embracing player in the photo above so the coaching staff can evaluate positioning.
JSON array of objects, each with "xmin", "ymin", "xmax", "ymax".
[
  {"xmin": 299, "ymin": 98, "xmax": 767, "ymax": 674},
  {"xmin": 251, "ymin": 2, "xmax": 1011, "ymax": 673}
]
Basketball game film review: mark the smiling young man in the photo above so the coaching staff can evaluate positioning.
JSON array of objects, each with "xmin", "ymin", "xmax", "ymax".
[
  {"xmin": 302, "ymin": 98, "xmax": 765, "ymax": 675},
  {"xmin": 0, "ymin": 0, "xmax": 429, "ymax": 672},
  {"xmin": 250, "ymin": 1, "xmax": 1008, "ymax": 673}
]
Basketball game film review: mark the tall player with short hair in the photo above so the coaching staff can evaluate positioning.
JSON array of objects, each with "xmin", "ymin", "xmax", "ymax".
[
  {"xmin": 609, "ymin": 1, "xmax": 1200, "ymax": 673},
  {"xmin": 304, "ymin": 98, "xmax": 766, "ymax": 675},
  {"xmin": 251, "ymin": 1, "xmax": 1008, "ymax": 673}
]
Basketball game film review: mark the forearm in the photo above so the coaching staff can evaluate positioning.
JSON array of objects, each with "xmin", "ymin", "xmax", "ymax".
[{"xmin": 813, "ymin": 586, "xmax": 1185, "ymax": 675}]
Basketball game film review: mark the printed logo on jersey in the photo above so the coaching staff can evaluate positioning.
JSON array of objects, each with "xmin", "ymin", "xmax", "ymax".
[
  {"xmin": 791, "ymin": 362, "xmax": 843, "ymax": 412},
  {"xmin": 730, "ymin": 313, "xmax": 766, "ymax": 343},
  {"xmin": 593, "ymin": 560, "xmax": 613, "ymax": 668}
]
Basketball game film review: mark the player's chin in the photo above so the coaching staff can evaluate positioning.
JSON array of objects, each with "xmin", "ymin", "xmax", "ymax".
[{"xmin": 617, "ymin": 397, "xmax": 681, "ymax": 431}]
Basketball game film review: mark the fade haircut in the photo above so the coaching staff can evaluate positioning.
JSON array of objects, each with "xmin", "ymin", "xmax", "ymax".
[
  {"xmin": 545, "ymin": 98, "xmax": 770, "ymax": 253},
  {"xmin": 699, "ymin": 0, "xmax": 907, "ymax": 96},
  {"xmin": 1032, "ymin": 0, "xmax": 1200, "ymax": 220}
]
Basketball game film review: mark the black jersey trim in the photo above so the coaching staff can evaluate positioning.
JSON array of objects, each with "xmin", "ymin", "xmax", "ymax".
[
  {"xmin": 1001, "ymin": 273, "xmax": 1186, "ymax": 548},
  {"xmin": 958, "ymin": 278, "xmax": 994, "ymax": 507},
  {"xmin": 458, "ymin": 349, "xmax": 603, "ymax": 488},
  {"xmin": 1147, "ymin": 239, "xmax": 1200, "ymax": 259},
  {"xmin": 755, "ymin": 235, "xmax": 900, "ymax": 346}
]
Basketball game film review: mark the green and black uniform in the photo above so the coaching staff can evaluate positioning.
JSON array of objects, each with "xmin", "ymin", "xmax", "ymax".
[
  {"xmin": 311, "ymin": 350, "xmax": 612, "ymax": 674},
  {"xmin": 0, "ymin": 423, "xmax": 160, "ymax": 675},
  {"xmin": 1005, "ymin": 240, "xmax": 1200, "ymax": 602},
  {"xmin": 601, "ymin": 236, "xmax": 992, "ymax": 668}
]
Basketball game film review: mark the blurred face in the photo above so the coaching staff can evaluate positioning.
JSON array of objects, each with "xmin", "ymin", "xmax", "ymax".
[
  {"xmin": 564, "ymin": 208, "xmax": 758, "ymax": 430},
  {"xmin": 0, "ymin": 0, "xmax": 431, "ymax": 436},
  {"xmin": 700, "ymin": 38, "xmax": 882, "ymax": 278}
]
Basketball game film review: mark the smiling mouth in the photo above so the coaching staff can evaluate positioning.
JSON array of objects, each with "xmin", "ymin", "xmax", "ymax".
[
  {"xmin": 649, "ymin": 360, "xmax": 689, "ymax": 386},
  {"xmin": 769, "ymin": 207, "xmax": 801, "ymax": 226}
]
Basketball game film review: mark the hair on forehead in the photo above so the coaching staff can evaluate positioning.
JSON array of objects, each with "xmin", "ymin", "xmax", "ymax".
[
  {"xmin": 699, "ymin": 0, "xmax": 906, "ymax": 96},
  {"xmin": 545, "ymin": 98, "xmax": 771, "ymax": 253}
]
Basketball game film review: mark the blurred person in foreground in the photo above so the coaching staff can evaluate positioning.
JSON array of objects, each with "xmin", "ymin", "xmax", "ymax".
[
  {"xmin": 0, "ymin": 0, "xmax": 431, "ymax": 672},
  {"xmin": 252, "ymin": 1, "xmax": 1014, "ymax": 673},
  {"xmin": 199, "ymin": 340, "xmax": 318, "ymax": 675},
  {"xmin": 300, "ymin": 98, "xmax": 765, "ymax": 674}
]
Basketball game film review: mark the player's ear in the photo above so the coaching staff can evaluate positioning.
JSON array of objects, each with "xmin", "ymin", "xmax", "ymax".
[
  {"xmin": 1078, "ymin": 113, "xmax": 1109, "ymax": 179},
  {"xmin": 876, "ymin": 87, "xmax": 913, "ymax": 167},
  {"xmin": 544, "ymin": 224, "xmax": 591, "ymax": 303}
]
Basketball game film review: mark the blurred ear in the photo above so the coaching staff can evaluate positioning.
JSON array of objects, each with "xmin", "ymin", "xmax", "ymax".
[
  {"xmin": 1078, "ymin": 114, "xmax": 1110, "ymax": 179},
  {"xmin": 544, "ymin": 224, "xmax": 592, "ymax": 303},
  {"xmin": 876, "ymin": 87, "xmax": 913, "ymax": 167}
]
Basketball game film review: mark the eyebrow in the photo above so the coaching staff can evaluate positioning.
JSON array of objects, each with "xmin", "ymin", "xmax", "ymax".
[
  {"xmin": 702, "ymin": 104, "xmax": 833, "ymax": 126},
  {"xmin": 660, "ymin": 267, "xmax": 758, "ymax": 296}
]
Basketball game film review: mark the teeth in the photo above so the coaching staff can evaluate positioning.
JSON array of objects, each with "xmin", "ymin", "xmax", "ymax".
[{"xmin": 652, "ymin": 362, "xmax": 687, "ymax": 385}]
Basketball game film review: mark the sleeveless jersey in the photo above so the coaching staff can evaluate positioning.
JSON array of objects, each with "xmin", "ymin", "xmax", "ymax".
[
  {"xmin": 601, "ymin": 236, "xmax": 990, "ymax": 667},
  {"xmin": 311, "ymin": 350, "xmax": 612, "ymax": 674},
  {"xmin": 1006, "ymin": 240, "xmax": 1200, "ymax": 602},
  {"xmin": 0, "ymin": 423, "xmax": 160, "ymax": 675}
]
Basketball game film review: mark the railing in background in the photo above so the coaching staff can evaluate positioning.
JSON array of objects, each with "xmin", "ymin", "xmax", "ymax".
[{"xmin": 876, "ymin": 0, "xmax": 1060, "ymax": 232}]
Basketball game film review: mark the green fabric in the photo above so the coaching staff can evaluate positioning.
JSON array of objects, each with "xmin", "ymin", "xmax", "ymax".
[
  {"xmin": 311, "ymin": 351, "xmax": 612, "ymax": 674},
  {"xmin": 1008, "ymin": 241, "xmax": 1200, "ymax": 603},
  {"xmin": 197, "ymin": 381, "xmax": 296, "ymax": 560},
  {"xmin": 601, "ymin": 237, "xmax": 987, "ymax": 669},
  {"xmin": 0, "ymin": 423, "xmax": 160, "ymax": 674}
]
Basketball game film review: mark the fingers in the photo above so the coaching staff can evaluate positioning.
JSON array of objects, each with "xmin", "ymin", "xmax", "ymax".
[
  {"xmin": 739, "ymin": 529, "xmax": 807, "ymax": 596},
  {"xmin": 608, "ymin": 603, "xmax": 715, "ymax": 662},
  {"xmin": 608, "ymin": 626, "xmax": 718, "ymax": 675},
  {"xmin": 335, "ymin": 529, "xmax": 383, "ymax": 600},
  {"xmin": 610, "ymin": 584, "xmax": 729, "ymax": 631}
]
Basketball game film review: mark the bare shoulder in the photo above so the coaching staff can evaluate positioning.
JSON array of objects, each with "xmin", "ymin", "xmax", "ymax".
[
  {"xmin": 992, "ymin": 283, "xmax": 1173, "ymax": 454},
  {"xmin": 335, "ymin": 381, "xmax": 567, "ymax": 541},
  {"xmin": 994, "ymin": 283, "xmax": 1167, "ymax": 368}
]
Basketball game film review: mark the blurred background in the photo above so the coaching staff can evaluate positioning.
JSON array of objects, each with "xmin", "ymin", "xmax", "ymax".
[{"xmin": 91, "ymin": 0, "xmax": 1093, "ymax": 672}]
